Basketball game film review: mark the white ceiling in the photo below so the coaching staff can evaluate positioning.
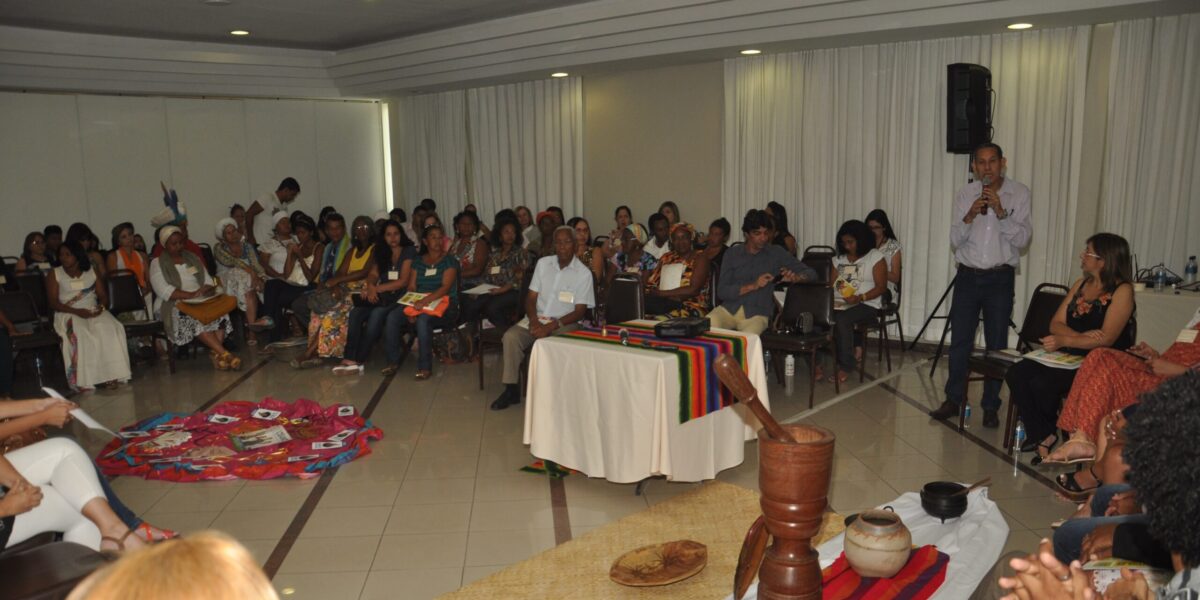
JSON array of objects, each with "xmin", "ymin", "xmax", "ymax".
[{"xmin": 0, "ymin": 0, "xmax": 597, "ymax": 50}]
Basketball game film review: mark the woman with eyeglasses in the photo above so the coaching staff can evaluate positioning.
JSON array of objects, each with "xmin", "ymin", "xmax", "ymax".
[
  {"xmin": 16, "ymin": 232, "xmax": 54, "ymax": 273},
  {"xmin": 291, "ymin": 216, "xmax": 375, "ymax": 369}
]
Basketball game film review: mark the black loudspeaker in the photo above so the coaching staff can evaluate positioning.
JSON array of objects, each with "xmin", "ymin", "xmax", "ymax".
[{"xmin": 946, "ymin": 63, "xmax": 993, "ymax": 154}]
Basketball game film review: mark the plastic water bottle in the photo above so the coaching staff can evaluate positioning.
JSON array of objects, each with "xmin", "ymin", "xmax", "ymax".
[
  {"xmin": 764, "ymin": 350, "xmax": 772, "ymax": 374},
  {"xmin": 1154, "ymin": 266, "xmax": 1166, "ymax": 292},
  {"xmin": 1186, "ymin": 256, "xmax": 1198, "ymax": 284},
  {"xmin": 1013, "ymin": 421, "xmax": 1027, "ymax": 471},
  {"xmin": 784, "ymin": 354, "xmax": 795, "ymax": 396},
  {"xmin": 962, "ymin": 404, "xmax": 971, "ymax": 429}
]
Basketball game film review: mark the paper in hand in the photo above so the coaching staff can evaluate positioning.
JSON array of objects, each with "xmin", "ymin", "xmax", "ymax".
[{"xmin": 44, "ymin": 387, "xmax": 120, "ymax": 438}]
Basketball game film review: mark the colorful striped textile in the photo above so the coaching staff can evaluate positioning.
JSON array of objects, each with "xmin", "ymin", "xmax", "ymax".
[
  {"xmin": 820, "ymin": 545, "xmax": 949, "ymax": 600},
  {"xmin": 559, "ymin": 323, "xmax": 747, "ymax": 424}
]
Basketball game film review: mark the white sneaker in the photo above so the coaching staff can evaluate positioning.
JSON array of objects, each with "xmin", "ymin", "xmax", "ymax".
[{"xmin": 331, "ymin": 364, "xmax": 364, "ymax": 375}]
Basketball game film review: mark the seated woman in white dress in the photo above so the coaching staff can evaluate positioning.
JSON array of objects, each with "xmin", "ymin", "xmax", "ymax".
[
  {"xmin": 213, "ymin": 217, "xmax": 271, "ymax": 345},
  {"xmin": 46, "ymin": 241, "xmax": 132, "ymax": 392},
  {"xmin": 829, "ymin": 220, "xmax": 888, "ymax": 383},
  {"xmin": 149, "ymin": 226, "xmax": 240, "ymax": 370},
  {"xmin": 0, "ymin": 437, "xmax": 147, "ymax": 553}
]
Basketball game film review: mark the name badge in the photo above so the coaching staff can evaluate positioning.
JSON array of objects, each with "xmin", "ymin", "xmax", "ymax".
[
  {"xmin": 388, "ymin": 270, "xmax": 399, "ymax": 281},
  {"xmin": 0, "ymin": 275, "xmax": 6, "ymax": 285},
  {"xmin": 36, "ymin": 262, "xmax": 51, "ymax": 271},
  {"xmin": 1178, "ymin": 329, "xmax": 1199, "ymax": 344},
  {"xmin": 490, "ymin": 266, "xmax": 501, "ymax": 275},
  {"xmin": 69, "ymin": 279, "xmax": 85, "ymax": 291},
  {"xmin": 424, "ymin": 268, "xmax": 437, "ymax": 277},
  {"xmin": 558, "ymin": 291, "xmax": 575, "ymax": 304},
  {"xmin": 185, "ymin": 266, "xmax": 198, "ymax": 275}
]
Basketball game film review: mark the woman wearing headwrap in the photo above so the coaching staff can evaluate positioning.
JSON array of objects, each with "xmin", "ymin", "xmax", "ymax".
[
  {"xmin": 644, "ymin": 223, "xmax": 712, "ymax": 318},
  {"xmin": 149, "ymin": 185, "xmax": 204, "ymax": 261},
  {"xmin": 148, "ymin": 226, "xmax": 240, "ymax": 370},
  {"xmin": 291, "ymin": 216, "xmax": 375, "ymax": 368},
  {"xmin": 607, "ymin": 223, "xmax": 658, "ymax": 288},
  {"xmin": 261, "ymin": 215, "xmax": 322, "ymax": 345},
  {"xmin": 213, "ymin": 217, "xmax": 271, "ymax": 345}
]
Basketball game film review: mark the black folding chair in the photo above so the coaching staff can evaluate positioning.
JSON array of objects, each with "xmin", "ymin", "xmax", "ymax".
[
  {"xmin": 106, "ymin": 269, "xmax": 175, "ymax": 374},
  {"xmin": 13, "ymin": 271, "xmax": 50, "ymax": 321},
  {"xmin": 0, "ymin": 291, "xmax": 69, "ymax": 394},
  {"xmin": 605, "ymin": 274, "xmax": 644, "ymax": 325},
  {"xmin": 760, "ymin": 283, "xmax": 839, "ymax": 408},
  {"xmin": 196, "ymin": 243, "xmax": 218, "ymax": 277},
  {"xmin": 1, "ymin": 256, "xmax": 17, "ymax": 291}
]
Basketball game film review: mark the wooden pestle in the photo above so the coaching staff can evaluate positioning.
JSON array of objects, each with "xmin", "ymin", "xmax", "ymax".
[{"xmin": 714, "ymin": 354, "xmax": 797, "ymax": 444}]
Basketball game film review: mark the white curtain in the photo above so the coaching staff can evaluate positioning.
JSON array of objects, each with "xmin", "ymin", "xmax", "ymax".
[
  {"xmin": 395, "ymin": 90, "xmax": 468, "ymax": 214},
  {"xmin": 1100, "ymin": 14, "xmax": 1200, "ymax": 276},
  {"xmin": 467, "ymin": 77, "xmax": 583, "ymax": 221},
  {"xmin": 723, "ymin": 26, "xmax": 1091, "ymax": 341}
]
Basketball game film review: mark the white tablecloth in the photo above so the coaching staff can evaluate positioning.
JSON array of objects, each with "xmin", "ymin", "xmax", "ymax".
[
  {"xmin": 522, "ymin": 321, "xmax": 769, "ymax": 483},
  {"xmin": 731, "ymin": 488, "xmax": 1009, "ymax": 600},
  {"xmin": 1134, "ymin": 288, "xmax": 1199, "ymax": 350}
]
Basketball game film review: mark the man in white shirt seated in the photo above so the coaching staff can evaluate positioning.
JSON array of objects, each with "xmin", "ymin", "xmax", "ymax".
[
  {"xmin": 491, "ymin": 226, "xmax": 596, "ymax": 411},
  {"xmin": 245, "ymin": 178, "xmax": 301, "ymax": 247}
]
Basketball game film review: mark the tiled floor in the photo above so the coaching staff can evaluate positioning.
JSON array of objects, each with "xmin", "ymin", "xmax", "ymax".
[{"xmin": 60, "ymin": 341, "xmax": 1076, "ymax": 599}]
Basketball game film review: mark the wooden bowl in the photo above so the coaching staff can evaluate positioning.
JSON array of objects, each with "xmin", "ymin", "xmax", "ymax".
[{"xmin": 609, "ymin": 540, "xmax": 708, "ymax": 587}]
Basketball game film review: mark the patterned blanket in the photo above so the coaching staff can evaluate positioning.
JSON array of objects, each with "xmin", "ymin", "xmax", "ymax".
[
  {"xmin": 559, "ymin": 323, "xmax": 747, "ymax": 424},
  {"xmin": 96, "ymin": 397, "xmax": 382, "ymax": 482},
  {"xmin": 820, "ymin": 545, "xmax": 949, "ymax": 600}
]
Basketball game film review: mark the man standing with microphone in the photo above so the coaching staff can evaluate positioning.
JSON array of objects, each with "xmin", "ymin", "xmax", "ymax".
[{"xmin": 930, "ymin": 143, "xmax": 1032, "ymax": 427}]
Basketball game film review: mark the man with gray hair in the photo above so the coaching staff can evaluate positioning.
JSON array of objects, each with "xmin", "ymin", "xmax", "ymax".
[{"xmin": 491, "ymin": 226, "xmax": 595, "ymax": 411}]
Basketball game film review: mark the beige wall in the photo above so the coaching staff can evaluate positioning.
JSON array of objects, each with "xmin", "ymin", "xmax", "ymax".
[{"xmin": 582, "ymin": 61, "xmax": 724, "ymax": 236}]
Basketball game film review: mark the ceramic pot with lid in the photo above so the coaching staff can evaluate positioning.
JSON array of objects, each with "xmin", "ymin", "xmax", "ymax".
[{"xmin": 843, "ymin": 508, "xmax": 911, "ymax": 578}]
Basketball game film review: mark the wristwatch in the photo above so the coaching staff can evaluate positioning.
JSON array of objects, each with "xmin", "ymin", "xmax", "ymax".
[{"xmin": 995, "ymin": 206, "xmax": 1008, "ymax": 220}]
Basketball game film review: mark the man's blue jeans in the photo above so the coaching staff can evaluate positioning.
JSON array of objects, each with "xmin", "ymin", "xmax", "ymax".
[{"xmin": 944, "ymin": 267, "xmax": 1015, "ymax": 411}]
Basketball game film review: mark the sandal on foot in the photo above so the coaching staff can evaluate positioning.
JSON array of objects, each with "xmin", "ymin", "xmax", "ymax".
[
  {"xmin": 223, "ymin": 353, "xmax": 243, "ymax": 370},
  {"xmin": 210, "ymin": 351, "xmax": 230, "ymax": 371},
  {"xmin": 133, "ymin": 522, "xmax": 179, "ymax": 543},
  {"xmin": 1055, "ymin": 465, "xmax": 1100, "ymax": 500},
  {"xmin": 100, "ymin": 528, "xmax": 139, "ymax": 555},
  {"xmin": 1029, "ymin": 434, "xmax": 1059, "ymax": 466},
  {"xmin": 1042, "ymin": 438, "xmax": 1097, "ymax": 465}
]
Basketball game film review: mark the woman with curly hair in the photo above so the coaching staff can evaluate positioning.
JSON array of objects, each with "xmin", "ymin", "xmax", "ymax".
[{"xmin": 1006, "ymin": 233, "xmax": 1135, "ymax": 465}]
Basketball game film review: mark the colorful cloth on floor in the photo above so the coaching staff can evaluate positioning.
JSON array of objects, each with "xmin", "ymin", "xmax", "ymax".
[
  {"xmin": 95, "ymin": 398, "xmax": 382, "ymax": 482},
  {"xmin": 820, "ymin": 545, "xmax": 948, "ymax": 600},
  {"xmin": 520, "ymin": 460, "xmax": 579, "ymax": 479},
  {"xmin": 560, "ymin": 322, "xmax": 747, "ymax": 424}
]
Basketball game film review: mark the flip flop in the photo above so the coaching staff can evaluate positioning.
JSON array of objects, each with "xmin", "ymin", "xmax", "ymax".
[
  {"xmin": 1041, "ymin": 438, "xmax": 1097, "ymax": 465},
  {"xmin": 1055, "ymin": 466, "xmax": 1100, "ymax": 501},
  {"xmin": 133, "ymin": 522, "xmax": 180, "ymax": 543},
  {"xmin": 100, "ymin": 528, "xmax": 139, "ymax": 556}
]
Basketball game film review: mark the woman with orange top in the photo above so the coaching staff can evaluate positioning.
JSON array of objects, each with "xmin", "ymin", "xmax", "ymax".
[{"xmin": 106, "ymin": 223, "xmax": 150, "ymax": 297}]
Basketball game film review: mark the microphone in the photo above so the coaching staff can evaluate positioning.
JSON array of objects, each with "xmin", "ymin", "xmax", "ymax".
[{"xmin": 979, "ymin": 175, "xmax": 993, "ymax": 215}]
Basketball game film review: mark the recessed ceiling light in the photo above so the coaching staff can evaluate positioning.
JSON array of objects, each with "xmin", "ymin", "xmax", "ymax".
[
  {"xmin": 202, "ymin": 0, "xmax": 232, "ymax": 5},
  {"xmin": 740, "ymin": 49, "xmax": 762, "ymax": 55},
  {"xmin": 550, "ymin": 72, "xmax": 569, "ymax": 78},
  {"xmin": 229, "ymin": 30, "xmax": 250, "ymax": 36},
  {"xmin": 1007, "ymin": 23, "xmax": 1033, "ymax": 30}
]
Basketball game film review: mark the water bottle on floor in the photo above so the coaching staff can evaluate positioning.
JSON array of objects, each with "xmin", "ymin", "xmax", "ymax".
[
  {"xmin": 1013, "ymin": 421, "xmax": 1027, "ymax": 472},
  {"xmin": 784, "ymin": 354, "xmax": 795, "ymax": 396},
  {"xmin": 764, "ymin": 350, "xmax": 772, "ymax": 375},
  {"xmin": 1186, "ymin": 256, "xmax": 1198, "ymax": 284},
  {"xmin": 963, "ymin": 404, "xmax": 971, "ymax": 429}
]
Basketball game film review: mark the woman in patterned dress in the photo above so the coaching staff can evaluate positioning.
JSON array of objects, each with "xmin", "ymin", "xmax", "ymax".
[
  {"xmin": 645, "ymin": 223, "xmax": 711, "ymax": 318},
  {"xmin": 213, "ymin": 217, "xmax": 271, "ymax": 345},
  {"xmin": 608, "ymin": 223, "xmax": 659, "ymax": 286},
  {"xmin": 292, "ymin": 216, "xmax": 374, "ymax": 368}
]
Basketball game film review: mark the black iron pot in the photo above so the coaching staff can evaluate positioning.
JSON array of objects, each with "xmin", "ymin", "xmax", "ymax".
[{"xmin": 920, "ymin": 481, "xmax": 968, "ymax": 523}]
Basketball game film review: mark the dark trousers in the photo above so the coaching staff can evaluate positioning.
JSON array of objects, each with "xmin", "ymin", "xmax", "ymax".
[
  {"xmin": 945, "ymin": 267, "xmax": 1015, "ymax": 410},
  {"xmin": 645, "ymin": 295, "xmax": 685, "ymax": 317},
  {"xmin": 461, "ymin": 291, "xmax": 519, "ymax": 328},
  {"xmin": 262, "ymin": 280, "xmax": 313, "ymax": 342},
  {"xmin": 0, "ymin": 328, "xmax": 11, "ymax": 397},
  {"xmin": 1053, "ymin": 484, "xmax": 1146, "ymax": 564},
  {"xmin": 833, "ymin": 304, "xmax": 877, "ymax": 372},
  {"xmin": 413, "ymin": 309, "xmax": 458, "ymax": 372},
  {"xmin": 96, "ymin": 464, "xmax": 140, "ymax": 529},
  {"xmin": 344, "ymin": 305, "xmax": 406, "ymax": 365},
  {"xmin": 1006, "ymin": 359, "xmax": 1078, "ymax": 443}
]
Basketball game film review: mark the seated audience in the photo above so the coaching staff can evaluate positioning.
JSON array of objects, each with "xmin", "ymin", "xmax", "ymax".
[
  {"xmin": 462, "ymin": 219, "xmax": 529, "ymax": 345},
  {"xmin": 829, "ymin": 220, "xmax": 887, "ymax": 382},
  {"xmin": 765, "ymin": 201, "xmax": 798, "ymax": 256},
  {"xmin": 645, "ymin": 223, "xmax": 711, "ymax": 318},
  {"xmin": 316, "ymin": 206, "xmax": 338, "ymax": 245},
  {"xmin": 0, "ymin": 437, "xmax": 148, "ymax": 553},
  {"xmin": 515, "ymin": 205, "xmax": 539, "ymax": 252},
  {"xmin": 336, "ymin": 221, "xmax": 416, "ymax": 374},
  {"xmin": 0, "ymin": 398, "xmax": 176, "ymax": 542},
  {"xmin": 289, "ymin": 213, "xmax": 348, "ymax": 334},
  {"xmin": 149, "ymin": 226, "xmax": 239, "ymax": 370},
  {"xmin": 659, "ymin": 201, "xmax": 682, "ymax": 226},
  {"xmin": 15, "ymin": 231, "xmax": 53, "ymax": 273},
  {"xmin": 703, "ymin": 217, "xmax": 731, "ymax": 269},
  {"xmin": 998, "ymin": 374, "xmax": 1200, "ymax": 600},
  {"xmin": 246, "ymin": 177, "xmax": 300, "ymax": 247},
  {"xmin": 1045, "ymin": 306, "xmax": 1200, "ymax": 465},
  {"xmin": 645, "ymin": 213, "xmax": 672, "ymax": 260},
  {"xmin": 451, "ymin": 211, "xmax": 490, "ymax": 290},
  {"xmin": 149, "ymin": 195, "xmax": 202, "ymax": 261},
  {"xmin": 708, "ymin": 209, "xmax": 814, "ymax": 335},
  {"xmin": 132, "ymin": 234, "xmax": 147, "ymax": 254},
  {"xmin": 106, "ymin": 222, "xmax": 150, "ymax": 298},
  {"xmin": 65, "ymin": 223, "xmax": 106, "ymax": 280},
  {"xmin": 1006, "ymin": 233, "xmax": 1135, "ymax": 465},
  {"xmin": 230, "ymin": 203, "xmax": 247, "ymax": 240},
  {"xmin": 262, "ymin": 215, "xmax": 321, "ymax": 345},
  {"xmin": 865, "ymin": 208, "xmax": 902, "ymax": 293},
  {"xmin": 546, "ymin": 205, "xmax": 565, "ymax": 225},
  {"xmin": 404, "ymin": 223, "xmax": 460, "ymax": 381},
  {"xmin": 67, "ymin": 530, "xmax": 278, "ymax": 600},
  {"xmin": 47, "ymin": 241, "xmax": 131, "ymax": 391},
  {"xmin": 491, "ymin": 226, "xmax": 594, "ymax": 411},
  {"xmin": 567, "ymin": 217, "xmax": 606, "ymax": 281},
  {"xmin": 43, "ymin": 224, "xmax": 63, "ymax": 263},
  {"xmin": 532, "ymin": 211, "xmax": 560, "ymax": 256},
  {"xmin": 214, "ymin": 218, "xmax": 271, "ymax": 344},
  {"xmin": 292, "ymin": 216, "xmax": 374, "ymax": 368},
  {"xmin": 608, "ymin": 223, "xmax": 658, "ymax": 285}
]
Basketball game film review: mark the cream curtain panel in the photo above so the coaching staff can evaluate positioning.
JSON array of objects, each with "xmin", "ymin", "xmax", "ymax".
[
  {"xmin": 723, "ymin": 26, "xmax": 1092, "ymax": 341},
  {"xmin": 394, "ymin": 90, "xmax": 468, "ymax": 214},
  {"xmin": 467, "ymin": 77, "xmax": 584, "ymax": 221},
  {"xmin": 1100, "ymin": 14, "xmax": 1200, "ymax": 276}
]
